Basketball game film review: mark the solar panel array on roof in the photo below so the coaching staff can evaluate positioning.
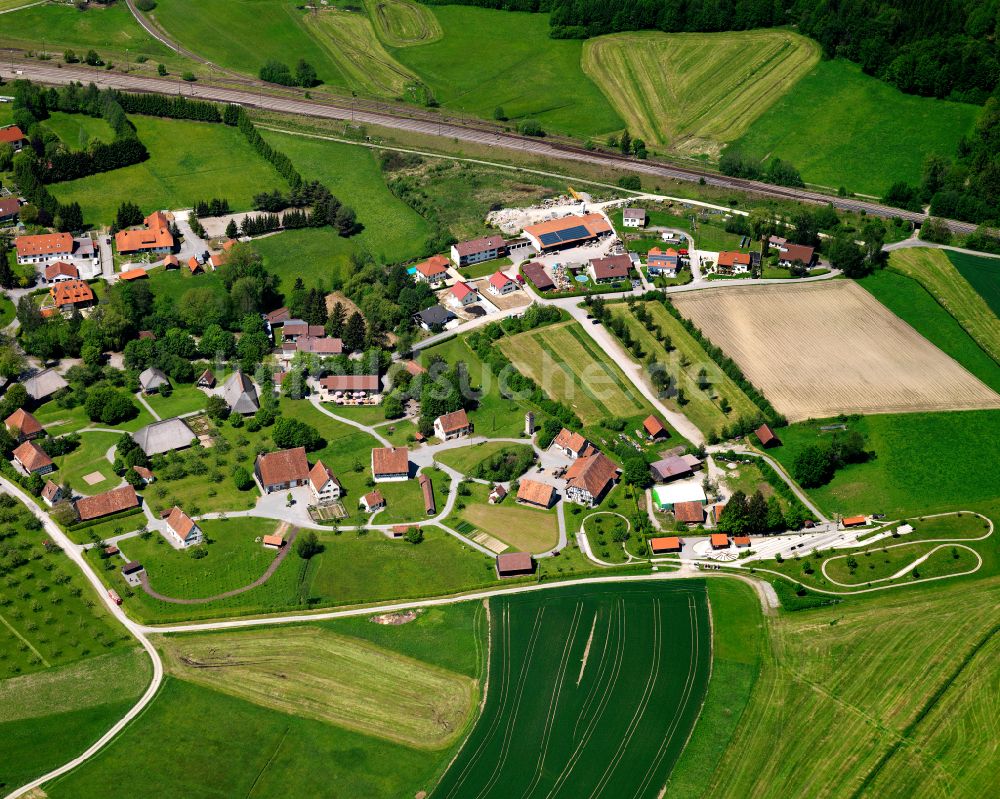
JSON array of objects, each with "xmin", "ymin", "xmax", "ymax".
[{"xmin": 539, "ymin": 225, "xmax": 591, "ymax": 247}]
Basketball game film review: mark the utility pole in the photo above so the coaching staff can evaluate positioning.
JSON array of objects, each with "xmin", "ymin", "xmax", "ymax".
[{"xmin": 125, "ymin": 48, "xmax": 129, "ymax": 74}]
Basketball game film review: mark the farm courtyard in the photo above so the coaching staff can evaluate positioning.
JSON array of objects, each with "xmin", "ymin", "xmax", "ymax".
[{"xmin": 671, "ymin": 281, "xmax": 1000, "ymax": 421}]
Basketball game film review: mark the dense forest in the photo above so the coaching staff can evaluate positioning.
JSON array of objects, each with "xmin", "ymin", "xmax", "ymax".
[{"xmin": 421, "ymin": 0, "xmax": 1000, "ymax": 102}]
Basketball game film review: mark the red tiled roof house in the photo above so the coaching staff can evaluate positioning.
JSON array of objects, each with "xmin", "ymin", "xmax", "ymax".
[
  {"xmin": 371, "ymin": 446, "xmax": 409, "ymax": 482},
  {"xmin": 254, "ymin": 447, "xmax": 310, "ymax": 493},
  {"xmin": 433, "ymin": 409, "xmax": 471, "ymax": 441}
]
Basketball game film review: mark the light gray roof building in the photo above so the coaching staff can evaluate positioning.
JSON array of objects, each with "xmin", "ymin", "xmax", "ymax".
[
  {"xmin": 222, "ymin": 370, "xmax": 259, "ymax": 415},
  {"xmin": 139, "ymin": 367, "xmax": 170, "ymax": 393},
  {"xmin": 132, "ymin": 417, "xmax": 196, "ymax": 456},
  {"xmin": 23, "ymin": 369, "xmax": 69, "ymax": 401}
]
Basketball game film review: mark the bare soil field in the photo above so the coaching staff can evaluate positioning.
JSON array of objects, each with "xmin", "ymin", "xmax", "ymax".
[{"xmin": 672, "ymin": 281, "xmax": 1000, "ymax": 421}]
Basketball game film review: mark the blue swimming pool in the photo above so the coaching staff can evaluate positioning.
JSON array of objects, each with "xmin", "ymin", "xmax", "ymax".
[{"xmin": 407, "ymin": 266, "xmax": 417, "ymax": 275}]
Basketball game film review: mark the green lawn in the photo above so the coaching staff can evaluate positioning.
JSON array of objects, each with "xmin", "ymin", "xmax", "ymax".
[
  {"xmin": 319, "ymin": 599, "xmax": 483, "ymax": 678},
  {"xmin": 666, "ymin": 579, "xmax": 764, "ymax": 798},
  {"xmin": 824, "ymin": 540, "xmax": 976, "ymax": 586},
  {"xmin": 0, "ymin": 293, "xmax": 15, "ymax": 328},
  {"xmin": 146, "ymin": 265, "xmax": 230, "ymax": 310},
  {"xmin": 260, "ymin": 129, "xmax": 431, "ymax": 264},
  {"xmin": 43, "ymin": 676, "xmax": 462, "ymax": 799},
  {"xmin": 143, "ymin": 384, "xmax": 207, "ymax": 419},
  {"xmin": 420, "ymin": 335, "xmax": 538, "ymax": 439},
  {"xmin": 52, "ymin": 431, "xmax": 120, "ymax": 494},
  {"xmin": 116, "ymin": 518, "xmax": 283, "ymax": 601},
  {"xmin": 609, "ymin": 206, "xmax": 747, "ymax": 253},
  {"xmin": 768, "ymin": 411, "xmax": 1000, "ymax": 517},
  {"xmin": 372, "ymin": 466, "xmax": 447, "ymax": 524},
  {"xmin": 948, "ymin": 250, "xmax": 1000, "ymax": 318},
  {"xmin": 0, "ymin": 648, "xmax": 151, "ymax": 791},
  {"xmin": 0, "ymin": 3, "xmax": 174, "ymax": 58},
  {"xmin": 51, "ymin": 116, "xmax": 288, "ymax": 224},
  {"xmin": 434, "ymin": 440, "xmax": 527, "ymax": 476},
  {"xmin": 734, "ymin": 59, "xmax": 981, "ymax": 196},
  {"xmin": 254, "ymin": 227, "xmax": 358, "ymax": 299},
  {"xmin": 43, "ymin": 111, "xmax": 113, "ymax": 150},
  {"xmin": 148, "ymin": 0, "xmax": 351, "ymax": 89},
  {"xmin": 858, "ymin": 269, "xmax": 1000, "ymax": 393},
  {"xmin": 304, "ymin": 526, "xmax": 499, "ymax": 606},
  {"xmin": 449, "ymin": 482, "xmax": 560, "ymax": 554},
  {"xmin": 392, "ymin": 7, "xmax": 623, "ymax": 138}
]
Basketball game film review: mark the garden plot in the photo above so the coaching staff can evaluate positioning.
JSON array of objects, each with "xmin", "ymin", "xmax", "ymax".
[{"xmin": 671, "ymin": 281, "xmax": 1000, "ymax": 421}]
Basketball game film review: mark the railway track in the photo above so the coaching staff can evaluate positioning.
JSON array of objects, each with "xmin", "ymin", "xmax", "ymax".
[{"xmin": 0, "ymin": 58, "xmax": 982, "ymax": 235}]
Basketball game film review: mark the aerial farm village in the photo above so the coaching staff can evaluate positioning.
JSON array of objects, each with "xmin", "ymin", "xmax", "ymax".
[{"xmin": 0, "ymin": 1, "xmax": 999, "ymax": 798}]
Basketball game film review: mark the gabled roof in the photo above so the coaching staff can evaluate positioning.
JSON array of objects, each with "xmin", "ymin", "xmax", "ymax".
[
  {"xmin": 523, "ymin": 213, "xmax": 612, "ymax": 247},
  {"xmin": 717, "ymin": 251, "xmax": 751, "ymax": 268},
  {"xmin": 0, "ymin": 125, "xmax": 26, "ymax": 144},
  {"xmin": 163, "ymin": 254, "xmax": 179, "ymax": 268},
  {"xmin": 50, "ymin": 279, "xmax": 94, "ymax": 307},
  {"xmin": 319, "ymin": 374, "xmax": 380, "ymax": 392},
  {"xmin": 489, "ymin": 271, "xmax": 515, "ymax": 290},
  {"xmin": 623, "ymin": 207, "xmax": 646, "ymax": 220},
  {"xmin": 521, "ymin": 262, "xmax": 554, "ymax": 290},
  {"xmin": 517, "ymin": 479, "xmax": 555, "ymax": 506},
  {"xmin": 710, "ymin": 532, "xmax": 729, "ymax": 547},
  {"xmin": 450, "ymin": 281, "xmax": 476, "ymax": 301},
  {"xmin": 650, "ymin": 536, "xmax": 681, "ymax": 552},
  {"xmin": 115, "ymin": 211, "xmax": 173, "ymax": 252},
  {"xmin": 650, "ymin": 455, "xmax": 692, "ymax": 482},
  {"xmin": 42, "ymin": 480, "xmax": 62, "ymax": 502},
  {"xmin": 0, "ymin": 197, "xmax": 20, "ymax": 217},
  {"xmin": 13, "ymin": 440, "xmax": 52, "ymax": 472},
  {"xmin": 755, "ymin": 424, "xmax": 780, "ymax": 446},
  {"xmin": 75, "ymin": 485, "xmax": 139, "ymax": 521},
  {"xmin": 15, "ymin": 232, "xmax": 73, "ymax": 258},
  {"xmin": 263, "ymin": 533, "xmax": 284, "ymax": 547},
  {"xmin": 264, "ymin": 306, "xmax": 291, "ymax": 325},
  {"xmin": 435, "ymin": 409, "xmax": 470, "ymax": 434},
  {"xmin": 132, "ymin": 465, "xmax": 154, "ymax": 481},
  {"xmin": 309, "ymin": 460, "xmax": 340, "ymax": 492},
  {"xmin": 5, "ymin": 408, "xmax": 43, "ymax": 437},
  {"xmin": 497, "ymin": 551, "xmax": 534, "ymax": 573},
  {"xmin": 118, "ymin": 268, "xmax": 148, "ymax": 281},
  {"xmin": 165, "ymin": 506, "xmax": 198, "ymax": 540},
  {"xmin": 132, "ymin": 418, "xmax": 196, "ymax": 456},
  {"xmin": 283, "ymin": 322, "xmax": 325, "ymax": 338},
  {"xmin": 295, "ymin": 336, "xmax": 343, "ymax": 355},
  {"xmin": 453, "ymin": 234, "xmax": 504, "ymax": 257},
  {"xmin": 362, "ymin": 489, "xmax": 385, "ymax": 507},
  {"xmin": 552, "ymin": 428, "xmax": 590, "ymax": 456},
  {"xmin": 222, "ymin": 371, "xmax": 259, "ymax": 414},
  {"xmin": 23, "ymin": 369, "xmax": 69, "ymax": 400},
  {"xmin": 197, "ymin": 369, "xmax": 216, "ymax": 387},
  {"xmin": 589, "ymin": 254, "xmax": 631, "ymax": 280},
  {"xmin": 256, "ymin": 447, "xmax": 310, "ymax": 487},
  {"xmin": 779, "ymin": 243, "xmax": 815, "ymax": 263},
  {"xmin": 372, "ymin": 446, "xmax": 409, "ymax": 476},
  {"xmin": 139, "ymin": 367, "xmax": 170, "ymax": 390},
  {"xmin": 415, "ymin": 255, "xmax": 450, "ymax": 277},
  {"xmin": 643, "ymin": 415, "xmax": 667, "ymax": 437},
  {"xmin": 564, "ymin": 452, "xmax": 619, "ymax": 499},
  {"xmin": 674, "ymin": 501, "xmax": 704, "ymax": 523},
  {"xmin": 188, "ymin": 256, "xmax": 201, "ymax": 272},
  {"xmin": 419, "ymin": 473, "xmax": 435, "ymax": 513},
  {"xmin": 44, "ymin": 261, "xmax": 79, "ymax": 281}
]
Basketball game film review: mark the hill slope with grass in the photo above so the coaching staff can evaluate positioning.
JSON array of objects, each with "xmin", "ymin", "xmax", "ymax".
[
  {"xmin": 582, "ymin": 29, "xmax": 819, "ymax": 154},
  {"xmin": 733, "ymin": 59, "xmax": 980, "ymax": 195}
]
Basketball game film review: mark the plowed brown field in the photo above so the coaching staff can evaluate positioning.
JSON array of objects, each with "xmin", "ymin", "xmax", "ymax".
[{"xmin": 672, "ymin": 281, "xmax": 1000, "ymax": 420}]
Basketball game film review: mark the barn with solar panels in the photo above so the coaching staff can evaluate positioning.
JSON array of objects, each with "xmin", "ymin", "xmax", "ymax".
[{"xmin": 522, "ymin": 213, "xmax": 613, "ymax": 252}]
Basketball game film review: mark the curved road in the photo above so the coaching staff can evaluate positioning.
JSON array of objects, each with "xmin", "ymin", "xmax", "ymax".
[{"xmin": 0, "ymin": 60, "xmax": 982, "ymax": 236}]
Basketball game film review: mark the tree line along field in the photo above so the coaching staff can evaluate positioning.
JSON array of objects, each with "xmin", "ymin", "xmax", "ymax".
[
  {"xmin": 672, "ymin": 281, "xmax": 1000, "ymax": 422},
  {"xmin": 498, "ymin": 320, "xmax": 652, "ymax": 425},
  {"xmin": 732, "ymin": 59, "xmax": 981, "ymax": 195},
  {"xmin": 581, "ymin": 29, "xmax": 819, "ymax": 154},
  {"xmin": 885, "ymin": 248, "xmax": 1000, "ymax": 363},
  {"xmin": 433, "ymin": 582, "xmax": 711, "ymax": 798},
  {"xmin": 608, "ymin": 300, "xmax": 762, "ymax": 436},
  {"xmin": 41, "ymin": 603, "xmax": 486, "ymax": 799}
]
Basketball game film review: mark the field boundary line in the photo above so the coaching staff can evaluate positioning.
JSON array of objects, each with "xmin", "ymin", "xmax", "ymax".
[
  {"xmin": 572, "ymin": 608, "xmax": 613, "ymax": 739},
  {"xmin": 0, "ymin": 612, "xmax": 50, "ymax": 668},
  {"xmin": 244, "ymin": 725, "xmax": 290, "ymax": 799}
]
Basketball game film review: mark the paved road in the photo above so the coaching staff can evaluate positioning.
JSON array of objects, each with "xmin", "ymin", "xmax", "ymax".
[
  {"xmin": 0, "ymin": 61, "xmax": 982, "ymax": 236},
  {"xmin": 884, "ymin": 235, "xmax": 1000, "ymax": 259}
]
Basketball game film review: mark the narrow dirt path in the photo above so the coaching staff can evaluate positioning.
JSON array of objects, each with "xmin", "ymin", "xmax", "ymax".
[{"xmin": 138, "ymin": 528, "xmax": 300, "ymax": 604}]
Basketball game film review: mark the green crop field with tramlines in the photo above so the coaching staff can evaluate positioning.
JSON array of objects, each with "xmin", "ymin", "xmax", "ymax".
[
  {"xmin": 499, "ymin": 321, "xmax": 651, "ymax": 424},
  {"xmin": 433, "ymin": 582, "xmax": 711, "ymax": 798}
]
